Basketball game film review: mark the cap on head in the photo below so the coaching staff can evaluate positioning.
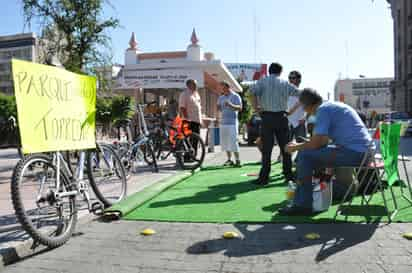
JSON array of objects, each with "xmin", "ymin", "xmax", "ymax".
[{"xmin": 220, "ymin": 80, "xmax": 230, "ymax": 88}]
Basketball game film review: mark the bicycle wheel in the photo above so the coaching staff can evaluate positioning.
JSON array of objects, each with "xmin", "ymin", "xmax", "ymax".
[
  {"xmin": 149, "ymin": 132, "xmax": 163, "ymax": 160},
  {"xmin": 11, "ymin": 154, "xmax": 77, "ymax": 247},
  {"xmin": 115, "ymin": 142, "xmax": 132, "ymax": 178},
  {"xmin": 175, "ymin": 132, "xmax": 206, "ymax": 170},
  {"xmin": 143, "ymin": 140, "xmax": 159, "ymax": 172},
  {"xmin": 86, "ymin": 143, "xmax": 127, "ymax": 207},
  {"xmin": 155, "ymin": 137, "xmax": 171, "ymax": 160}
]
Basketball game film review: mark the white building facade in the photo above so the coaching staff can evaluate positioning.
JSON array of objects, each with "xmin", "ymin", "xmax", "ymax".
[
  {"xmin": 334, "ymin": 77, "xmax": 393, "ymax": 114},
  {"xmin": 0, "ymin": 33, "xmax": 39, "ymax": 95},
  {"xmin": 387, "ymin": 0, "xmax": 412, "ymax": 113},
  {"xmin": 110, "ymin": 29, "xmax": 242, "ymax": 121}
]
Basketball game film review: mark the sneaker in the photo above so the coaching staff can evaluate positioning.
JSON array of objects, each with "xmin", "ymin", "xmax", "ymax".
[
  {"xmin": 223, "ymin": 160, "xmax": 234, "ymax": 166},
  {"xmin": 234, "ymin": 160, "xmax": 242, "ymax": 167}
]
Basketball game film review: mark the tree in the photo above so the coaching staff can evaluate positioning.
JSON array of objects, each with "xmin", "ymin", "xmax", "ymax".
[
  {"xmin": 95, "ymin": 95, "xmax": 134, "ymax": 135},
  {"xmin": 238, "ymin": 83, "xmax": 253, "ymax": 126},
  {"xmin": 110, "ymin": 95, "xmax": 134, "ymax": 123},
  {"xmin": 22, "ymin": 0, "xmax": 119, "ymax": 73},
  {"xmin": 0, "ymin": 93, "xmax": 17, "ymax": 122}
]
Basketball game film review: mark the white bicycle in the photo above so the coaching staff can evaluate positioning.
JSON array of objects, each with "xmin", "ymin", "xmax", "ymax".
[{"xmin": 11, "ymin": 143, "xmax": 127, "ymax": 247}]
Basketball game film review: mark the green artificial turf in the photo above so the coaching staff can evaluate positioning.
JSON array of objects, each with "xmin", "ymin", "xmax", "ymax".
[{"xmin": 123, "ymin": 162, "xmax": 412, "ymax": 223}]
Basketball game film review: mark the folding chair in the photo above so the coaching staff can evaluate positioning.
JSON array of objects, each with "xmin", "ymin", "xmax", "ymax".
[{"xmin": 335, "ymin": 122, "xmax": 412, "ymax": 222}]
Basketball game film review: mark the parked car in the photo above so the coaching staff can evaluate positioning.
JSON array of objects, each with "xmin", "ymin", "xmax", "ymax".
[
  {"xmin": 244, "ymin": 114, "xmax": 262, "ymax": 146},
  {"xmin": 384, "ymin": 112, "xmax": 412, "ymax": 136}
]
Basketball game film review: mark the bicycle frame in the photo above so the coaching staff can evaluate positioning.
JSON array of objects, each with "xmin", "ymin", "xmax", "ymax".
[
  {"xmin": 52, "ymin": 151, "xmax": 85, "ymax": 200},
  {"xmin": 52, "ymin": 144, "xmax": 110, "ymax": 211}
]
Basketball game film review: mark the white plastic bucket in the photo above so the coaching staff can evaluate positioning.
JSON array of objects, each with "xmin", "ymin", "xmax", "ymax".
[{"xmin": 312, "ymin": 180, "xmax": 333, "ymax": 212}]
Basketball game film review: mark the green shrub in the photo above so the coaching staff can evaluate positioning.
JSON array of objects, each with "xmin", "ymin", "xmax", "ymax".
[
  {"xmin": 0, "ymin": 93, "xmax": 17, "ymax": 122},
  {"xmin": 238, "ymin": 84, "xmax": 253, "ymax": 126},
  {"xmin": 96, "ymin": 96, "xmax": 112, "ymax": 124},
  {"xmin": 95, "ymin": 95, "xmax": 134, "ymax": 124},
  {"xmin": 111, "ymin": 95, "xmax": 134, "ymax": 122}
]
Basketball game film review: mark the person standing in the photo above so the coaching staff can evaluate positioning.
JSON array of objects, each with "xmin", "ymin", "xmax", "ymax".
[
  {"xmin": 251, "ymin": 62, "xmax": 299, "ymax": 185},
  {"xmin": 179, "ymin": 79, "xmax": 202, "ymax": 136},
  {"xmin": 287, "ymin": 71, "xmax": 306, "ymax": 142},
  {"xmin": 217, "ymin": 81, "xmax": 243, "ymax": 167}
]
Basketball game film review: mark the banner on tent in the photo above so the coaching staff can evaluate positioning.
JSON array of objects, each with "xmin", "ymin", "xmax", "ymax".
[
  {"xmin": 119, "ymin": 68, "xmax": 204, "ymax": 89},
  {"xmin": 12, "ymin": 59, "xmax": 96, "ymax": 153}
]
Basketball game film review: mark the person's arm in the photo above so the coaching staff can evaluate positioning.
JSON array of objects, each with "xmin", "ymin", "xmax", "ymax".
[
  {"xmin": 217, "ymin": 97, "xmax": 222, "ymax": 112},
  {"xmin": 288, "ymin": 101, "xmax": 301, "ymax": 116},
  {"xmin": 287, "ymin": 82, "xmax": 299, "ymax": 96},
  {"xmin": 226, "ymin": 102, "xmax": 242, "ymax": 111},
  {"xmin": 287, "ymin": 107, "xmax": 330, "ymax": 153},
  {"xmin": 250, "ymin": 80, "xmax": 262, "ymax": 112},
  {"xmin": 178, "ymin": 93, "xmax": 188, "ymax": 119},
  {"xmin": 226, "ymin": 95, "xmax": 242, "ymax": 112},
  {"xmin": 286, "ymin": 134, "xmax": 329, "ymax": 153},
  {"xmin": 180, "ymin": 107, "xmax": 188, "ymax": 118}
]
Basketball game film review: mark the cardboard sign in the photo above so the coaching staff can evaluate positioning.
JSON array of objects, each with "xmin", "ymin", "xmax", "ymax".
[{"xmin": 12, "ymin": 59, "xmax": 96, "ymax": 153}]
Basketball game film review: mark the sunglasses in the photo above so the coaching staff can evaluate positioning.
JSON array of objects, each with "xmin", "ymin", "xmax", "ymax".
[{"xmin": 289, "ymin": 77, "xmax": 297, "ymax": 80}]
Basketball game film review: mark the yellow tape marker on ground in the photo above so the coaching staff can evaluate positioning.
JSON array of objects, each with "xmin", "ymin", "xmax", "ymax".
[
  {"xmin": 141, "ymin": 228, "xmax": 156, "ymax": 236},
  {"xmin": 223, "ymin": 231, "xmax": 239, "ymax": 239},
  {"xmin": 305, "ymin": 233, "xmax": 320, "ymax": 240},
  {"xmin": 402, "ymin": 232, "xmax": 412, "ymax": 240}
]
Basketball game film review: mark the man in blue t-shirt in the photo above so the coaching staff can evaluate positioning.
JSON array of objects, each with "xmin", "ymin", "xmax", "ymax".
[
  {"xmin": 217, "ymin": 81, "xmax": 242, "ymax": 167},
  {"xmin": 278, "ymin": 88, "xmax": 372, "ymax": 215}
]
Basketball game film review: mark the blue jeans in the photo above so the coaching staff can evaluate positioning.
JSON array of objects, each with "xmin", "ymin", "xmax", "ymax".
[{"xmin": 293, "ymin": 145, "xmax": 366, "ymax": 209}]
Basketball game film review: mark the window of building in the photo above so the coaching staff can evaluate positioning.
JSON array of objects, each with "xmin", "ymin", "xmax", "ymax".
[
  {"xmin": 0, "ymin": 51, "xmax": 12, "ymax": 60},
  {"xmin": 0, "ymin": 74, "xmax": 10, "ymax": 82},
  {"xmin": 0, "ymin": 62, "xmax": 10, "ymax": 71},
  {"xmin": 11, "ymin": 48, "xmax": 32, "ymax": 61},
  {"xmin": 410, "ymin": 1, "xmax": 412, "ymax": 17},
  {"xmin": 410, "ymin": 29, "xmax": 412, "ymax": 44},
  {"xmin": 1, "ymin": 86, "xmax": 14, "ymax": 95},
  {"xmin": 410, "ymin": 57, "xmax": 412, "ymax": 74}
]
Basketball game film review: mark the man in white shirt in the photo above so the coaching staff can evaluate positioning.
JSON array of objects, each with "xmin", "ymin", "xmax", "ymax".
[{"xmin": 287, "ymin": 71, "xmax": 306, "ymax": 143}]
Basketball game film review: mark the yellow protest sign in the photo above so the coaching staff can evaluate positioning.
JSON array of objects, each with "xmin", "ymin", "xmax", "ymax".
[{"xmin": 12, "ymin": 59, "xmax": 96, "ymax": 154}]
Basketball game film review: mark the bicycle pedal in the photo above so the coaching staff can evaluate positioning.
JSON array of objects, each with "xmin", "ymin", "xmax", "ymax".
[{"xmin": 90, "ymin": 201, "xmax": 104, "ymax": 216}]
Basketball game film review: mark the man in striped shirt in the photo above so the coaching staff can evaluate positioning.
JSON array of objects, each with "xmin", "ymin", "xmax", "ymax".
[{"xmin": 251, "ymin": 62, "xmax": 299, "ymax": 184}]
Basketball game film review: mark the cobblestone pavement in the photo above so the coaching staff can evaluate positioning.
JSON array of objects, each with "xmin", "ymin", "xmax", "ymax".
[
  {"xmin": 0, "ymin": 146, "xmax": 223, "ymax": 267},
  {"xmin": 3, "ymin": 221, "xmax": 412, "ymax": 273},
  {"xmin": 1, "ymin": 139, "xmax": 412, "ymax": 273}
]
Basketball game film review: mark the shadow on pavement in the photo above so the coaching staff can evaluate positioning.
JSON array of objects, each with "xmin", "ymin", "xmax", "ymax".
[
  {"xmin": 186, "ymin": 221, "xmax": 380, "ymax": 262},
  {"xmin": 148, "ymin": 177, "xmax": 285, "ymax": 208},
  {"xmin": 0, "ymin": 214, "xmax": 29, "ymax": 245},
  {"xmin": 0, "ymin": 153, "xmax": 20, "ymax": 160}
]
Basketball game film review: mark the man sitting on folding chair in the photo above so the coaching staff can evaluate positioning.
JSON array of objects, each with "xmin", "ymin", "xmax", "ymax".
[{"xmin": 278, "ymin": 88, "xmax": 373, "ymax": 216}]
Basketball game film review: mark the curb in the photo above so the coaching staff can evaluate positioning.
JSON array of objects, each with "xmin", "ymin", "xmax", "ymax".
[
  {"xmin": 105, "ymin": 171, "xmax": 193, "ymax": 217},
  {"xmin": 0, "ymin": 150, "xmax": 226, "ymax": 268},
  {"xmin": 0, "ymin": 212, "xmax": 97, "ymax": 269}
]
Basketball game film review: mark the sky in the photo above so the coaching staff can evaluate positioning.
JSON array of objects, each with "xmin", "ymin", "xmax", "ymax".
[{"xmin": 0, "ymin": 0, "xmax": 394, "ymax": 99}]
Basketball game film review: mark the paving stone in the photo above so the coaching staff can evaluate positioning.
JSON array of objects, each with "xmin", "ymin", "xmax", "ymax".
[{"xmin": 1, "ymin": 146, "xmax": 412, "ymax": 273}]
